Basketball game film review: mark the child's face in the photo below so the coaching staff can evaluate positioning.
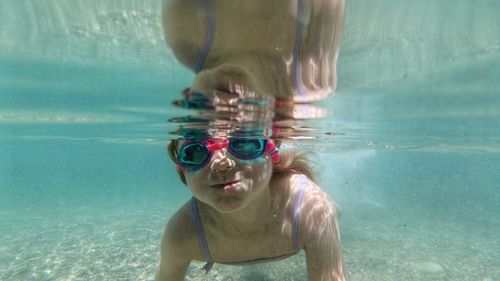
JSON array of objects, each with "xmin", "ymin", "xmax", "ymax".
[{"xmin": 180, "ymin": 141, "xmax": 273, "ymax": 213}]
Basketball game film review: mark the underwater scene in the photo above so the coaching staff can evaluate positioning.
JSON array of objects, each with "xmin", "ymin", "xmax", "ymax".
[{"xmin": 1, "ymin": 0, "xmax": 499, "ymax": 280}]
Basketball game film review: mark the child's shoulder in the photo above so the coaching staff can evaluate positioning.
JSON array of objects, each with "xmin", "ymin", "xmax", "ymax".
[
  {"xmin": 271, "ymin": 173, "xmax": 338, "ymax": 244},
  {"xmin": 276, "ymin": 172, "xmax": 336, "ymax": 217},
  {"xmin": 272, "ymin": 172, "xmax": 323, "ymax": 195},
  {"xmin": 292, "ymin": 175, "xmax": 338, "ymax": 231},
  {"xmin": 271, "ymin": 172, "xmax": 331, "ymax": 211},
  {"xmin": 159, "ymin": 201, "xmax": 200, "ymax": 269},
  {"xmin": 162, "ymin": 201, "xmax": 197, "ymax": 251}
]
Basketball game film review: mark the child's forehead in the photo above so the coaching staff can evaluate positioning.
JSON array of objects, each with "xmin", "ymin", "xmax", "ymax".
[
  {"xmin": 179, "ymin": 137, "xmax": 211, "ymax": 144},
  {"xmin": 177, "ymin": 138, "xmax": 224, "ymax": 148},
  {"xmin": 178, "ymin": 131, "xmax": 263, "ymax": 141}
]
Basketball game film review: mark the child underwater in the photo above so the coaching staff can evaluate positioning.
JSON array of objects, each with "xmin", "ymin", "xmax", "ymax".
[
  {"xmin": 157, "ymin": 131, "xmax": 345, "ymax": 280},
  {"xmin": 157, "ymin": 0, "xmax": 346, "ymax": 280}
]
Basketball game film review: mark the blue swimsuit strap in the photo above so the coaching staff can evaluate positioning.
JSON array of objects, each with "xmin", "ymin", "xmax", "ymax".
[
  {"xmin": 190, "ymin": 198, "xmax": 214, "ymax": 273},
  {"xmin": 193, "ymin": 0, "xmax": 215, "ymax": 73},
  {"xmin": 190, "ymin": 175, "xmax": 308, "ymax": 273},
  {"xmin": 292, "ymin": 174, "xmax": 307, "ymax": 249}
]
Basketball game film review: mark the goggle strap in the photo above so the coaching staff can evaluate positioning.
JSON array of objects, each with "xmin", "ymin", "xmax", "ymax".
[
  {"xmin": 182, "ymin": 87, "xmax": 191, "ymax": 99},
  {"xmin": 175, "ymin": 159, "xmax": 185, "ymax": 173},
  {"xmin": 265, "ymin": 141, "xmax": 280, "ymax": 164}
]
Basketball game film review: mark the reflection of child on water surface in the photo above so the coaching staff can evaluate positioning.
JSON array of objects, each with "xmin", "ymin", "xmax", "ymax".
[
  {"xmin": 162, "ymin": 0, "xmax": 345, "ymax": 103},
  {"xmin": 157, "ymin": 0, "xmax": 346, "ymax": 280}
]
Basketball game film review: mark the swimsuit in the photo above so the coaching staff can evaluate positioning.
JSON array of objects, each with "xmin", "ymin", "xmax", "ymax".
[
  {"xmin": 190, "ymin": 175, "xmax": 308, "ymax": 273},
  {"xmin": 192, "ymin": 0, "xmax": 307, "ymax": 98},
  {"xmin": 193, "ymin": 0, "xmax": 215, "ymax": 73}
]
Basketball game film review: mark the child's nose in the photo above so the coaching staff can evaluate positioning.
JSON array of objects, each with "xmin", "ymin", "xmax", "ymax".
[{"xmin": 211, "ymin": 149, "xmax": 235, "ymax": 172}]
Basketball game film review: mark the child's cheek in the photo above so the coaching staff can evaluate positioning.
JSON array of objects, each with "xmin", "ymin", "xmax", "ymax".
[
  {"xmin": 242, "ymin": 158, "xmax": 272, "ymax": 179},
  {"xmin": 185, "ymin": 169, "xmax": 207, "ymax": 187}
]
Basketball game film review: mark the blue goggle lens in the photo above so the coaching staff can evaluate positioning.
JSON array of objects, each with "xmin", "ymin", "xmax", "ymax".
[
  {"xmin": 178, "ymin": 142, "xmax": 211, "ymax": 171},
  {"xmin": 228, "ymin": 138, "xmax": 266, "ymax": 159}
]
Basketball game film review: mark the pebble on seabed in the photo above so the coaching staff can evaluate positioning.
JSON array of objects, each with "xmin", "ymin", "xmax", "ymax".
[{"xmin": 414, "ymin": 262, "xmax": 444, "ymax": 273}]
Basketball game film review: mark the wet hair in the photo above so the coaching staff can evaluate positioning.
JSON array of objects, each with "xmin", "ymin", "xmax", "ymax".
[
  {"xmin": 166, "ymin": 140, "xmax": 317, "ymax": 185},
  {"xmin": 272, "ymin": 148, "xmax": 318, "ymax": 183}
]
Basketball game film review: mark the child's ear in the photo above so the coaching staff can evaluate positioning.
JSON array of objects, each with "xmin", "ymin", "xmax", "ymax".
[
  {"xmin": 167, "ymin": 141, "xmax": 178, "ymax": 162},
  {"xmin": 167, "ymin": 141, "xmax": 187, "ymax": 185}
]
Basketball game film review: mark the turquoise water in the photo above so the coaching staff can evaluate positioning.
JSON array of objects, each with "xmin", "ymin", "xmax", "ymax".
[{"xmin": 1, "ymin": 1, "xmax": 500, "ymax": 280}]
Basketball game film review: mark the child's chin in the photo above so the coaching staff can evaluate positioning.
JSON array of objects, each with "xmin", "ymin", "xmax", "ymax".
[{"xmin": 212, "ymin": 197, "xmax": 247, "ymax": 213}]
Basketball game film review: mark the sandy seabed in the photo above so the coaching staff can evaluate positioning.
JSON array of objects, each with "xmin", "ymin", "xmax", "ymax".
[{"xmin": 0, "ymin": 203, "xmax": 498, "ymax": 281}]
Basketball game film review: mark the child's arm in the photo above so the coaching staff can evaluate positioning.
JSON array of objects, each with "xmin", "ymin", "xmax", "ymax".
[
  {"xmin": 300, "ymin": 0, "xmax": 345, "ymax": 98},
  {"xmin": 157, "ymin": 208, "xmax": 193, "ymax": 281},
  {"xmin": 301, "ymin": 187, "xmax": 346, "ymax": 281}
]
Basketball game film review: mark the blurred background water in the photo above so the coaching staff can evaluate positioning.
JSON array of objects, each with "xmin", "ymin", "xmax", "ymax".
[{"xmin": 1, "ymin": 0, "xmax": 499, "ymax": 280}]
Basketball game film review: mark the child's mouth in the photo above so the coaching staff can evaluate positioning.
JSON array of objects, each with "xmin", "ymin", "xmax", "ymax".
[{"xmin": 211, "ymin": 181, "xmax": 241, "ymax": 191}]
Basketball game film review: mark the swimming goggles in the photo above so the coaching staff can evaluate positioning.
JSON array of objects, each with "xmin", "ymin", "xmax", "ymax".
[{"xmin": 176, "ymin": 138, "xmax": 280, "ymax": 172}]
